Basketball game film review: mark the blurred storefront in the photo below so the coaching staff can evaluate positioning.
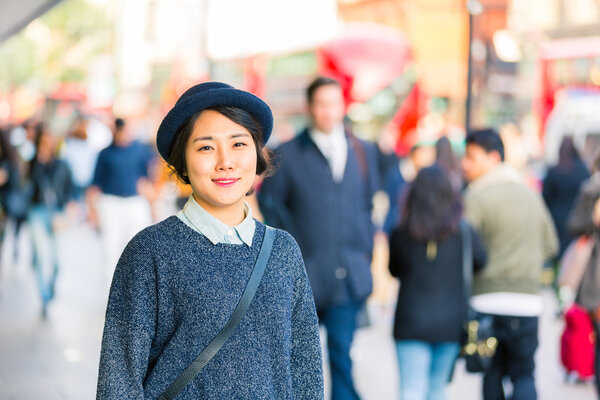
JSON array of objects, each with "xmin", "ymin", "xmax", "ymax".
[
  {"xmin": 6, "ymin": 0, "xmax": 600, "ymax": 161},
  {"xmin": 509, "ymin": 0, "xmax": 600, "ymax": 163}
]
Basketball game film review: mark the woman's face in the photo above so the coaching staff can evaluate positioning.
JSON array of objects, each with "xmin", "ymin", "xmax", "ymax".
[
  {"xmin": 184, "ymin": 110, "xmax": 257, "ymax": 223},
  {"xmin": 37, "ymin": 132, "xmax": 56, "ymax": 161}
]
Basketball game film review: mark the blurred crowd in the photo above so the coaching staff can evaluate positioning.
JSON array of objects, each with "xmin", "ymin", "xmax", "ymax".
[{"xmin": 1, "ymin": 76, "xmax": 600, "ymax": 400}]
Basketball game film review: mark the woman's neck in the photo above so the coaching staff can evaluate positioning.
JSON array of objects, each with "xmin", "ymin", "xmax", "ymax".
[{"xmin": 192, "ymin": 193, "xmax": 246, "ymax": 227}]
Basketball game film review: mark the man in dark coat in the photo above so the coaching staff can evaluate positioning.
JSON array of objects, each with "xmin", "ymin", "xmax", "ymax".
[{"xmin": 259, "ymin": 77, "xmax": 379, "ymax": 400}]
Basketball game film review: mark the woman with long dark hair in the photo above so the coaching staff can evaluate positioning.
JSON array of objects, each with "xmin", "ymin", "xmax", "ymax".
[{"xmin": 389, "ymin": 165, "xmax": 486, "ymax": 400}]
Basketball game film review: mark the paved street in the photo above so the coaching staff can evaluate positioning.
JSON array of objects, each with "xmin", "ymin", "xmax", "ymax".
[{"xmin": 0, "ymin": 219, "xmax": 597, "ymax": 400}]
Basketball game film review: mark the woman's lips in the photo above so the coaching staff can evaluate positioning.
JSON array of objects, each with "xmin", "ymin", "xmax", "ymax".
[{"xmin": 212, "ymin": 178, "xmax": 240, "ymax": 187}]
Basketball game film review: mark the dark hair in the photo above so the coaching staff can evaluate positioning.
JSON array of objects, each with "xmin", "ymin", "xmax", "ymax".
[
  {"xmin": 466, "ymin": 128, "xmax": 505, "ymax": 161},
  {"xmin": 29, "ymin": 122, "xmax": 55, "ymax": 172},
  {"xmin": 167, "ymin": 106, "xmax": 271, "ymax": 185},
  {"xmin": 0, "ymin": 127, "xmax": 17, "ymax": 165},
  {"xmin": 115, "ymin": 118, "xmax": 125, "ymax": 130},
  {"xmin": 33, "ymin": 122, "xmax": 46, "ymax": 156},
  {"xmin": 401, "ymin": 165, "xmax": 462, "ymax": 241},
  {"xmin": 306, "ymin": 76, "xmax": 341, "ymax": 104},
  {"xmin": 435, "ymin": 136, "xmax": 459, "ymax": 174},
  {"xmin": 557, "ymin": 136, "xmax": 581, "ymax": 170}
]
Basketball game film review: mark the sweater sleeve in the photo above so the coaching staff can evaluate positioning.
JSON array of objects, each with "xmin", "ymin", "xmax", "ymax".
[
  {"xmin": 96, "ymin": 231, "xmax": 158, "ymax": 399},
  {"xmin": 540, "ymin": 199, "xmax": 559, "ymax": 261},
  {"xmin": 287, "ymin": 233, "xmax": 325, "ymax": 399},
  {"xmin": 388, "ymin": 228, "xmax": 406, "ymax": 278}
]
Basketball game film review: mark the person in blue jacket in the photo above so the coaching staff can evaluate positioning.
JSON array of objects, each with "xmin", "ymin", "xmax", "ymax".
[
  {"xmin": 96, "ymin": 82, "xmax": 324, "ymax": 399},
  {"xmin": 259, "ymin": 76, "xmax": 380, "ymax": 400}
]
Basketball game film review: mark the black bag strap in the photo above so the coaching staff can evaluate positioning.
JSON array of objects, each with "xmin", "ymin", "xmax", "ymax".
[
  {"xmin": 460, "ymin": 220, "xmax": 473, "ymax": 304},
  {"xmin": 159, "ymin": 226, "xmax": 277, "ymax": 400}
]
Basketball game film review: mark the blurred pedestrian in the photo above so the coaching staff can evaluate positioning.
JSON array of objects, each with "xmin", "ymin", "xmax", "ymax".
[
  {"xmin": 86, "ymin": 117, "xmax": 155, "ymax": 285},
  {"xmin": 97, "ymin": 82, "xmax": 323, "ymax": 399},
  {"xmin": 63, "ymin": 116, "xmax": 101, "ymax": 201},
  {"xmin": 566, "ymin": 150, "xmax": 600, "ymax": 240},
  {"xmin": 565, "ymin": 151, "xmax": 600, "ymax": 397},
  {"xmin": 435, "ymin": 135, "xmax": 463, "ymax": 193},
  {"xmin": 0, "ymin": 127, "xmax": 22, "ymax": 233},
  {"xmin": 3, "ymin": 120, "xmax": 37, "ymax": 262},
  {"xmin": 27, "ymin": 123, "xmax": 74, "ymax": 317},
  {"xmin": 573, "ymin": 197, "xmax": 600, "ymax": 397},
  {"xmin": 389, "ymin": 165, "xmax": 486, "ymax": 400},
  {"xmin": 543, "ymin": 136, "xmax": 589, "ymax": 259},
  {"xmin": 259, "ymin": 76, "xmax": 379, "ymax": 400},
  {"xmin": 0, "ymin": 127, "xmax": 19, "ymax": 269},
  {"xmin": 462, "ymin": 128, "xmax": 558, "ymax": 400}
]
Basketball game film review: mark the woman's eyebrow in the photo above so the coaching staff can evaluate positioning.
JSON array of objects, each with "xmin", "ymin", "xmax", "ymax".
[
  {"xmin": 231, "ymin": 133, "xmax": 251, "ymax": 139},
  {"xmin": 192, "ymin": 136, "xmax": 213, "ymax": 142},
  {"xmin": 192, "ymin": 132, "xmax": 250, "ymax": 142}
]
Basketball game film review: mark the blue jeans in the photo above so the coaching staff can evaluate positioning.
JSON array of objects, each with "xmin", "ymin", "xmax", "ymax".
[
  {"xmin": 318, "ymin": 301, "xmax": 362, "ymax": 400},
  {"xmin": 482, "ymin": 315, "xmax": 538, "ymax": 400},
  {"xmin": 395, "ymin": 340, "xmax": 460, "ymax": 400},
  {"xmin": 27, "ymin": 206, "xmax": 59, "ymax": 316}
]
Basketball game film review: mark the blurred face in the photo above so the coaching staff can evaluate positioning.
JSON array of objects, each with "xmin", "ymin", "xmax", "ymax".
[
  {"xmin": 309, "ymin": 84, "xmax": 345, "ymax": 134},
  {"xmin": 37, "ymin": 132, "xmax": 56, "ymax": 161},
  {"xmin": 411, "ymin": 146, "xmax": 436, "ymax": 172},
  {"xmin": 113, "ymin": 125, "xmax": 132, "ymax": 146},
  {"xmin": 462, "ymin": 144, "xmax": 501, "ymax": 182},
  {"xmin": 185, "ymin": 110, "xmax": 257, "ymax": 224}
]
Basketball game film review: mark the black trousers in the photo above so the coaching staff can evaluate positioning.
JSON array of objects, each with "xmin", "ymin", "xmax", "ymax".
[{"xmin": 482, "ymin": 315, "xmax": 539, "ymax": 400}]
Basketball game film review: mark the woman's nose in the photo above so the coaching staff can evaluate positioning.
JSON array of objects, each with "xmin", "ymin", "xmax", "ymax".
[{"xmin": 216, "ymin": 147, "xmax": 234, "ymax": 170}]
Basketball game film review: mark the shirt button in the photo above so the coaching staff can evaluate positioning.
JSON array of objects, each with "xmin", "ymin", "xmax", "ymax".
[
  {"xmin": 335, "ymin": 268, "xmax": 347, "ymax": 279},
  {"xmin": 227, "ymin": 230, "xmax": 234, "ymax": 236}
]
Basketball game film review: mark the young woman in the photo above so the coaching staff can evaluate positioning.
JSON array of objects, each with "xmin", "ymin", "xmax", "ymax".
[
  {"xmin": 96, "ymin": 82, "xmax": 324, "ymax": 399},
  {"xmin": 388, "ymin": 165, "xmax": 487, "ymax": 400},
  {"xmin": 27, "ymin": 123, "xmax": 74, "ymax": 317}
]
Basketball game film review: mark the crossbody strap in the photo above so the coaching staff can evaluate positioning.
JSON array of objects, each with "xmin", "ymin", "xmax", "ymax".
[
  {"xmin": 460, "ymin": 220, "xmax": 473, "ymax": 304},
  {"xmin": 159, "ymin": 226, "xmax": 277, "ymax": 400}
]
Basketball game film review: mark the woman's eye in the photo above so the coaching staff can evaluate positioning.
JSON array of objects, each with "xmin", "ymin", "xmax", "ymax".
[
  {"xmin": 198, "ymin": 146, "xmax": 212, "ymax": 151},
  {"xmin": 233, "ymin": 142, "xmax": 247, "ymax": 148}
]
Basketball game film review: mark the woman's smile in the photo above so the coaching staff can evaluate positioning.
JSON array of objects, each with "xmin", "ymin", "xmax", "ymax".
[{"xmin": 212, "ymin": 177, "xmax": 241, "ymax": 187}]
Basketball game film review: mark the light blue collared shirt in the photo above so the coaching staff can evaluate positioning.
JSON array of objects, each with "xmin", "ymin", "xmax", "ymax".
[{"xmin": 176, "ymin": 195, "xmax": 255, "ymax": 246}]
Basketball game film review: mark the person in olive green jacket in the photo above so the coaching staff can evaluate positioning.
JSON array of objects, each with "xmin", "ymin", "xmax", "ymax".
[{"xmin": 462, "ymin": 128, "xmax": 558, "ymax": 400}]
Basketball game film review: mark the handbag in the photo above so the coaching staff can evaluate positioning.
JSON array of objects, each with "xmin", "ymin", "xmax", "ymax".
[
  {"xmin": 459, "ymin": 220, "xmax": 498, "ymax": 373},
  {"xmin": 158, "ymin": 226, "xmax": 276, "ymax": 400},
  {"xmin": 558, "ymin": 236, "xmax": 594, "ymax": 291}
]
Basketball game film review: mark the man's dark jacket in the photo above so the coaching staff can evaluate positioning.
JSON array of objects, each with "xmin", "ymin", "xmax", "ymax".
[{"xmin": 259, "ymin": 128, "xmax": 380, "ymax": 311}]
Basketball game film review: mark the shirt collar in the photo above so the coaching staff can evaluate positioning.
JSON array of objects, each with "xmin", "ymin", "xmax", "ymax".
[
  {"xmin": 182, "ymin": 195, "xmax": 255, "ymax": 246},
  {"xmin": 310, "ymin": 123, "xmax": 346, "ymax": 146}
]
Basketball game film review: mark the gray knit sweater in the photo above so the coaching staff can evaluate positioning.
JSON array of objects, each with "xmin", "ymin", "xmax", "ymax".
[{"xmin": 96, "ymin": 216, "xmax": 324, "ymax": 399}]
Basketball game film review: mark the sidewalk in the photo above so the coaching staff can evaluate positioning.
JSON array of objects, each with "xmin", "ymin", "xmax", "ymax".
[{"xmin": 0, "ymin": 221, "xmax": 596, "ymax": 399}]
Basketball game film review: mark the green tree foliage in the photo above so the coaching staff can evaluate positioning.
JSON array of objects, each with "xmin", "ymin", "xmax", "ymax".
[{"xmin": 0, "ymin": 0, "xmax": 112, "ymax": 91}]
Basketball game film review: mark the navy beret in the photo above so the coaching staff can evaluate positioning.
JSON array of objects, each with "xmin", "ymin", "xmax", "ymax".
[{"xmin": 156, "ymin": 81, "xmax": 273, "ymax": 162}]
